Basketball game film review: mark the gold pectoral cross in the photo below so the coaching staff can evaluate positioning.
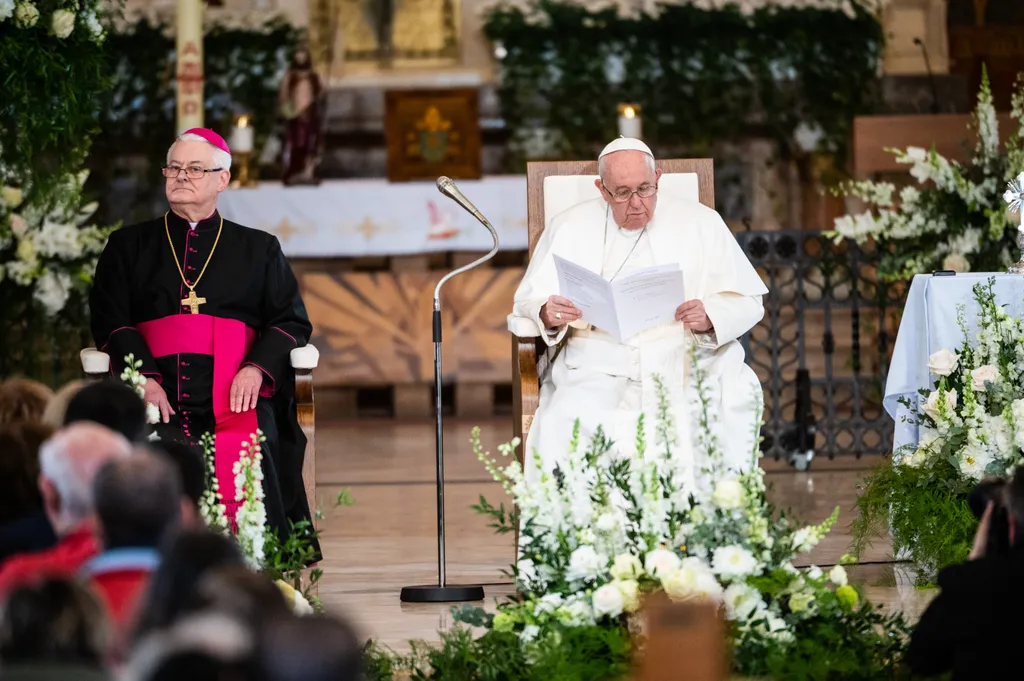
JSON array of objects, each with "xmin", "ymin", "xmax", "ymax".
[{"xmin": 181, "ymin": 289, "xmax": 207, "ymax": 314}]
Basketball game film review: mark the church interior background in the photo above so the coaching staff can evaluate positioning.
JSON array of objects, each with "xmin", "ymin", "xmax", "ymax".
[{"xmin": 5, "ymin": 0, "xmax": 1024, "ymax": 659}]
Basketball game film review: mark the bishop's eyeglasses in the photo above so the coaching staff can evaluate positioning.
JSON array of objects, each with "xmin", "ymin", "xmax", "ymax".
[
  {"xmin": 162, "ymin": 165, "xmax": 224, "ymax": 179},
  {"xmin": 603, "ymin": 182, "xmax": 658, "ymax": 203}
]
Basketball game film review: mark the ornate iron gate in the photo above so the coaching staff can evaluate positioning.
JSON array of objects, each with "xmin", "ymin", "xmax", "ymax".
[{"xmin": 736, "ymin": 230, "xmax": 901, "ymax": 463}]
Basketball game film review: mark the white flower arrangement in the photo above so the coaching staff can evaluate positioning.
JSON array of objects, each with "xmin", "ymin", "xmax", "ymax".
[
  {"xmin": 120, "ymin": 354, "xmax": 163, "ymax": 427},
  {"xmin": 199, "ymin": 433, "xmax": 230, "ymax": 534},
  {"xmin": 234, "ymin": 431, "xmax": 268, "ymax": 570},
  {"xmin": 829, "ymin": 69, "xmax": 1024, "ymax": 281},
  {"xmin": 896, "ymin": 278, "xmax": 1024, "ymax": 482},
  {"xmin": 469, "ymin": 347, "xmax": 861, "ymax": 658},
  {"xmin": 0, "ymin": 170, "xmax": 113, "ymax": 317},
  {"xmin": 1, "ymin": 1, "xmax": 105, "ymax": 42}
]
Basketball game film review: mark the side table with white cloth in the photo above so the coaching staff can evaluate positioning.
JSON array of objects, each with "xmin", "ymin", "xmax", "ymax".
[{"xmin": 884, "ymin": 273, "xmax": 1024, "ymax": 453}]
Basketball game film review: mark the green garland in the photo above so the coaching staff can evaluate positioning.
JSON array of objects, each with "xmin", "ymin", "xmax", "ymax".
[
  {"xmin": 0, "ymin": 0, "xmax": 110, "ymax": 207},
  {"xmin": 483, "ymin": 2, "xmax": 883, "ymax": 168}
]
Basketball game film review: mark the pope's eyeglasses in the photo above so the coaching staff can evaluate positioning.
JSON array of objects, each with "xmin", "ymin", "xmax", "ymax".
[{"xmin": 603, "ymin": 182, "xmax": 658, "ymax": 203}]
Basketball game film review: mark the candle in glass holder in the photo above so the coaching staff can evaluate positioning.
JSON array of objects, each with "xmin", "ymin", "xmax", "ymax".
[
  {"xmin": 230, "ymin": 115, "xmax": 255, "ymax": 154},
  {"xmin": 617, "ymin": 103, "xmax": 642, "ymax": 139}
]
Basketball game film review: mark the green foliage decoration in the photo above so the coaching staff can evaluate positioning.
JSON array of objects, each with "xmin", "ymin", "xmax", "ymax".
[
  {"xmin": 0, "ymin": 0, "xmax": 111, "ymax": 206},
  {"xmin": 482, "ymin": 0, "xmax": 884, "ymax": 168}
]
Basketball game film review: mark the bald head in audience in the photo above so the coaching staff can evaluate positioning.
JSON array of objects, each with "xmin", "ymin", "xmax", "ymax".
[{"xmin": 38, "ymin": 423, "xmax": 133, "ymax": 537}]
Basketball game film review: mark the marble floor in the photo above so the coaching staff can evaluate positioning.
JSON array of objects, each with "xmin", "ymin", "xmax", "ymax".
[{"xmin": 312, "ymin": 418, "xmax": 934, "ymax": 650}]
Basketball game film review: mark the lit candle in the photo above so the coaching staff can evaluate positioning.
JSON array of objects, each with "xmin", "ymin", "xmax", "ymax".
[
  {"xmin": 617, "ymin": 103, "xmax": 642, "ymax": 140},
  {"xmin": 230, "ymin": 115, "xmax": 255, "ymax": 154}
]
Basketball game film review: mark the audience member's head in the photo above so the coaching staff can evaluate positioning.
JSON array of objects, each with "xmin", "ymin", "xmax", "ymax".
[
  {"xmin": 41, "ymin": 379, "xmax": 87, "ymax": 431},
  {"xmin": 64, "ymin": 379, "xmax": 148, "ymax": 443},
  {"xmin": 191, "ymin": 566, "xmax": 292, "ymax": 625},
  {"xmin": 0, "ymin": 377, "xmax": 54, "ymax": 427},
  {"xmin": 0, "ymin": 421, "xmax": 54, "ymax": 525},
  {"xmin": 38, "ymin": 422, "xmax": 133, "ymax": 536},
  {"xmin": 970, "ymin": 477, "xmax": 1011, "ymax": 556},
  {"xmin": 258, "ymin": 614, "xmax": 364, "ymax": 681},
  {"xmin": 126, "ymin": 612, "xmax": 255, "ymax": 681},
  {"xmin": 1003, "ymin": 467, "xmax": 1024, "ymax": 548},
  {"xmin": 0, "ymin": 577, "xmax": 108, "ymax": 667},
  {"xmin": 150, "ymin": 440, "xmax": 206, "ymax": 529},
  {"xmin": 132, "ymin": 530, "xmax": 246, "ymax": 644},
  {"xmin": 94, "ymin": 451, "xmax": 183, "ymax": 551}
]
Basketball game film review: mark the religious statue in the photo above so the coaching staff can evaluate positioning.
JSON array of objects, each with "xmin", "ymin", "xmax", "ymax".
[{"xmin": 278, "ymin": 46, "xmax": 325, "ymax": 185}]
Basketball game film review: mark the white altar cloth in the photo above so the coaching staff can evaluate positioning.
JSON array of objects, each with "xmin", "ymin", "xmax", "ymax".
[
  {"xmin": 884, "ymin": 273, "xmax": 1024, "ymax": 453},
  {"xmin": 217, "ymin": 176, "xmax": 528, "ymax": 257}
]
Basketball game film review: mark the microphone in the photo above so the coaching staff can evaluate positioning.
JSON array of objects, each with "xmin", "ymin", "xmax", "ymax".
[
  {"xmin": 437, "ymin": 176, "xmax": 490, "ymax": 227},
  {"xmin": 913, "ymin": 37, "xmax": 940, "ymax": 114}
]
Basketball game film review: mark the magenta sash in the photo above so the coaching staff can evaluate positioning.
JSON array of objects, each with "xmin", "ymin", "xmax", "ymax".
[{"xmin": 137, "ymin": 314, "xmax": 259, "ymax": 525}]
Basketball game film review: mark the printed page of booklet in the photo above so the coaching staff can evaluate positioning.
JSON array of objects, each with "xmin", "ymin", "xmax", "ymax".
[{"xmin": 554, "ymin": 254, "xmax": 684, "ymax": 342}]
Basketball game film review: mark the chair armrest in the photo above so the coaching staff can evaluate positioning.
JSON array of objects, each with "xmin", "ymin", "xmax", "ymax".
[
  {"xmin": 291, "ymin": 344, "xmax": 319, "ymax": 370},
  {"xmin": 511, "ymin": 335, "xmax": 541, "ymax": 465},
  {"xmin": 80, "ymin": 348, "xmax": 110, "ymax": 377}
]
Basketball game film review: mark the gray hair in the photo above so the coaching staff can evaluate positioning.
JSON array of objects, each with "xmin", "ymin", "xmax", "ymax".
[
  {"xmin": 39, "ymin": 423, "xmax": 132, "ymax": 528},
  {"xmin": 598, "ymin": 151, "xmax": 656, "ymax": 181},
  {"xmin": 167, "ymin": 133, "xmax": 233, "ymax": 171}
]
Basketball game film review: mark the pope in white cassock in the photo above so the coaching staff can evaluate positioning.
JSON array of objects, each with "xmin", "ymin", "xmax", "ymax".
[{"xmin": 508, "ymin": 138, "xmax": 769, "ymax": 486}]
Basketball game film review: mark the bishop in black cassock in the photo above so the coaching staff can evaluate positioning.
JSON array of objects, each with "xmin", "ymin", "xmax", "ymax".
[{"xmin": 88, "ymin": 128, "xmax": 316, "ymax": 553}]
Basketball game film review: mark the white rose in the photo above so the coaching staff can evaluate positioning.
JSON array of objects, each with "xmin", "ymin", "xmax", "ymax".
[
  {"xmin": 711, "ymin": 479, "xmax": 746, "ymax": 511},
  {"xmin": 15, "ymin": 238, "xmax": 36, "ymax": 265},
  {"xmin": 13, "ymin": 2, "xmax": 37, "ymax": 27},
  {"xmin": 927, "ymin": 349, "xmax": 960, "ymax": 377},
  {"xmin": 942, "ymin": 253, "xmax": 970, "ymax": 273},
  {"xmin": 0, "ymin": 0, "xmax": 13, "ymax": 22},
  {"xmin": 711, "ymin": 545, "xmax": 759, "ymax": 581},
  {"xmin": 592, "ymin": 583, "xmax": 625, "ymax": 618},
  {"xmin": 902, "ymin": 447, "xmax": 928, "ymax": 468},
  {"xmin": 51, "ymin": 8, "xmax": 75, "ymax": 38},
  {"xmin": 613, "ymin": 579, "xmax": 640, "ymax": 612},
  {"xmin": 660, "ymin": 567, "xmax": 696, "ymax": 600},
  {"xmin": 971, "ymin": 364, "xmax": 1000, "ymax": 392},
  {"xmin": 644, "ymin": 548, "xmax": 681, "ymax": 577},
  {"xmin": 828, "ymin": 565, "xmax": 848, "ymax": 587},
  {"xmin": 10, "ymin": 214, "xmax": 27, "ymax": 237},
  {"xmin": 661, "ymin": 557, "xmax": 722, "ymax": 602},
  {"xmin": 922, "ymin": 389, "xmax": 958, "ymax": 422},
  {"xmin": 0, "ymin": 185, "xmax": 22, "ymax": 208},
  {"xmin": 806, "ymin": 565, "xmax": 823, "ymax": 581},
  {"xmin": 610, "ymin": 553, "xmax": 643, "ymax": 581},
  {"xmin": 566, "ymin": 545, "xmax": 605, "ymax": 583}
]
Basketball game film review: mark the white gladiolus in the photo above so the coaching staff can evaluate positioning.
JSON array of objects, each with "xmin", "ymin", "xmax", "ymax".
[
  {"xmin": 711, "ymin": 479, "xmax": 746, "ymax": 510},
  {"xmin": 592, "ymin": 583, "xmax": 625, "ymax": 618},
  {"xmin": 927, "ymin": 349, "xmax": 960, "ymax": 377},
  {"xmin": 791, "ymin": 526, "xmax": 818, "ymax": 553},
  {"xmin": 50, "ymin": 8, "xmax": 75, "ymax": 38},
  {"xmin": 922, "ymin": 389, "xmax": 958, "ymax": 422}
]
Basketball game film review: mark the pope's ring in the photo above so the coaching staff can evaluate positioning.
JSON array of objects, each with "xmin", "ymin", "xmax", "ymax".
[{"xmin": 556, "ymin": 312, "xmax": 562, "ymax": 320}]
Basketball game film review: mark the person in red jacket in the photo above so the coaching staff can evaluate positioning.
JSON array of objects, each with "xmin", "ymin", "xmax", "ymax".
[
  {"xmin": 0, "ymin": 423, "xmax": 131, "ymax": 595},
  {"xmin": 81, "ymin": 451, "xmax": 182, "ymax": 656}
]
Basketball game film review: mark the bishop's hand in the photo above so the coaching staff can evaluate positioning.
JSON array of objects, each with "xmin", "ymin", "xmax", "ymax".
[
  {"xmin": 540, "ymin": 295, "xmax": 582, "ymax": 329},
  {"xmin": 675, "ymin": 299, "xmax": 713, "ymax": 333},
  {"xmin": 231, "ymin": 366, "xmax": 264, "ymax": 413},
  {"xmin": 142, "ymin": 379, "xmax": 174, "ymax": 424}
]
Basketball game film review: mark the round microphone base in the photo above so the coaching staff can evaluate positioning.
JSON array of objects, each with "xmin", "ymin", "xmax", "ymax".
[{"xmin": 400, "ymin": 584, "xmax": 485, "ymax": 603}]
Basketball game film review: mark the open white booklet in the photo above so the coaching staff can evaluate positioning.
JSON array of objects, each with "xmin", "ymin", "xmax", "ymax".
[{"xmin": 553, "ymin": 254, "xmax": 685, "ymax": 342}]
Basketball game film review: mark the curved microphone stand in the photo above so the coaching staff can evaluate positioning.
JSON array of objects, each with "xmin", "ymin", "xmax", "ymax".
[{"xmin": 399, "ymin": 177, "xmax": 500, "ymax": 603}]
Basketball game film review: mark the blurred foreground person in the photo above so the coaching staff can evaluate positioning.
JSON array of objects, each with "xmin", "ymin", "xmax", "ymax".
[{"xmin": 0, "ymin": 577, "xmax": 110, "ymax": 680}]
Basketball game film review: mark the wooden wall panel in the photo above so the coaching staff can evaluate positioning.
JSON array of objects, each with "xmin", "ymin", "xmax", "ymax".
[{"xmin": 300, "ymin": 268, "xmax": 523, "ymax": 386}]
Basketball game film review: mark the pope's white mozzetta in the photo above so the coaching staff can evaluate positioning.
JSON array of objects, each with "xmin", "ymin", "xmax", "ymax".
[{"xmin": 509, "ymin": 138, "xmax": 768, "ymax": 485}]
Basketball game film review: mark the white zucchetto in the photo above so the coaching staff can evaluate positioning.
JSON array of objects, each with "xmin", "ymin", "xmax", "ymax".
[{"xmin": 598, "ymin": 137, "xmax": 654, "ymax": 160}]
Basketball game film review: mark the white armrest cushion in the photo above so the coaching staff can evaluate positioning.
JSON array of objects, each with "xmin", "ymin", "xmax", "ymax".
[
  {"xmin": 81, "ymin": 348, "xmax": 110, "ymax": 374},
  {"xmin": 290, "ymin": 344, "xmax": 319, "ymax": 370}
]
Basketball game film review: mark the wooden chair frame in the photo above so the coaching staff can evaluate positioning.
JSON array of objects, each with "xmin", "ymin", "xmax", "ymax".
[{"xmin": 512, "ymin": 159, "xmax": 716, "ymax": 461}]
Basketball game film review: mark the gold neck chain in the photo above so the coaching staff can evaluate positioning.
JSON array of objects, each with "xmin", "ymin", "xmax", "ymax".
[{"xmin": 164, "ymin": 211, "xmax": 224, "ymax": 292}]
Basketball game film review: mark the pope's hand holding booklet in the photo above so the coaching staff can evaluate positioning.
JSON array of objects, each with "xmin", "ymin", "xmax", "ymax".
[{"xmin": 552, "ymin": 255, "xmax": 686, "ymax": 342}]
